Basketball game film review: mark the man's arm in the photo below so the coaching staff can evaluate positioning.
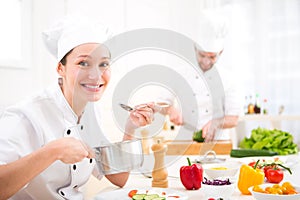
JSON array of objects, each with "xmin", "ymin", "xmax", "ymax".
[{"xmin": 221, "ymin": 115, "xmax": 239, "ymax": 129}]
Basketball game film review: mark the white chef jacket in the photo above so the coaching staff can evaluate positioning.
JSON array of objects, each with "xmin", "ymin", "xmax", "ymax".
[
  {"xmin": 158, "ymin": 64, "xmax": 243, "ymax": 140},
  {"xmin": 0, "ymin": 83, "xmax": 106, "ymax": 200}
]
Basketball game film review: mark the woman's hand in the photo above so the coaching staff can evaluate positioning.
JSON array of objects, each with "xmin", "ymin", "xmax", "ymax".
[
  {"xmin": 129, "ymin": 102, "xmax": 156, "ymax": 127},
  {"xmin": 124, "ymin": 102, "xmax": 156, "ymax": 138},
  {"xmin": 45, "ymin": 137, "xmax": 94, "ymax": 164}
]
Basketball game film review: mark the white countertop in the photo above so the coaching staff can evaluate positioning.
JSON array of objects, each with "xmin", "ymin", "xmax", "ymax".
[{"xmin": 84, "ymin": 154, "xmax": 300, "ymax": 200}]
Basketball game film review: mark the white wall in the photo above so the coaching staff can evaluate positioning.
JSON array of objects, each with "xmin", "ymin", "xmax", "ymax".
[
  {"xmin": 0, "ymin": 0, "xmax": 227, "ymax": 108},
  {"xmin": 0, "ymin": 0, "xmax": 65, "ymax": 108},
  {"xmin": 0, "ymin": 0, "xmax": 299, "ymax": 135}
]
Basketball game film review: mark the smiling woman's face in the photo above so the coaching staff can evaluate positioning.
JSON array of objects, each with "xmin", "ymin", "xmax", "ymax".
[{"xmin": 57, "ymin": 43, "xmax": 111, "ymax": 108}]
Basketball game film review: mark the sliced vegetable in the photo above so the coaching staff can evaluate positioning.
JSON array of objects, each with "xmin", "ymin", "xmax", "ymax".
[
  {"xmin": 253, "ymin": 182, "xmax": 298, "ymax": 195},
  {"xmin": 128, "ymin": 189, "xmax": 138, "ymax": 198},
  {"xmin": 132, "ymin": 194, "xmax": 147, "ymax": 200},
  {"xmin": 202, "ymin": 177, "xmax": 231, "ymax": 185},
  {"xmin": 167, "ymin": 196, "xmax": 180, "ymax": 198},
  {"xmin": 143, "ymin": 194, "xmax": 159, "ymax": 200}
]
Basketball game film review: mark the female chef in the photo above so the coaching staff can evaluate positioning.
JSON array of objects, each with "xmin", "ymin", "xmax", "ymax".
[{"xmin": 0, "ymin": 16, "xmax": 155, "ymax": 200}]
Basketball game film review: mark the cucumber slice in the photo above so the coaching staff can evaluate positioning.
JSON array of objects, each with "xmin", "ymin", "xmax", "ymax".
[
  {"xmin": 132, "ymin": 194, "xmax": 147, "ymax": 200},
  {"xmin": 143, "ymin": 194, "xmax": 159, "ymax": 200},
  {"xmin": 152, "ymin": 197, "xmax": 166, "ymax": 200}
]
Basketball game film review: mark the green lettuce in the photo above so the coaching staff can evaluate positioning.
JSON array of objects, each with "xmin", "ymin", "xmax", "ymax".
[{"xmin": 239, "ymin": 127, "xmax": 298, "ymax": 155}]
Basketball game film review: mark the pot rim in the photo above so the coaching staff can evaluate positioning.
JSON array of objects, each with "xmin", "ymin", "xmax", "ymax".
[{"xmin": 93, "ymin": 138, "xmax": 142, "ymax": 148}]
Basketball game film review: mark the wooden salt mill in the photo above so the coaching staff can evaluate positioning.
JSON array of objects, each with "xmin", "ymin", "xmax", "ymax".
[{"xmin": 151, "ymin": 139, "xmax": 168, "ymax": 188}]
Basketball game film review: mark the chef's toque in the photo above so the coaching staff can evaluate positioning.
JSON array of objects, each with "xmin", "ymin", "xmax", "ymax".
[
  {"xmin": 194, "ymin": 10, "xmax": 228, "ymax": 53},
  {"xmin": 42, "ymin": 15, "xmax": 111, "ymax": 62}
]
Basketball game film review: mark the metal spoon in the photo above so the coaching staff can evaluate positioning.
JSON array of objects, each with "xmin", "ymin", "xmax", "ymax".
[
  {"xmin": 119, "ymin": 103, "xmax": 135, "ymax": 111},
  {"xmin": 119, "ymin": 102, "xmax": 170, "ymax": 112}
]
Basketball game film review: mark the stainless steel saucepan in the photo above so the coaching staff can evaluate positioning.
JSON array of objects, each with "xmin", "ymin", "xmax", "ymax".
[{"xmin": 94, "ymin": 139, "xmax": 144, "ymax": 175}]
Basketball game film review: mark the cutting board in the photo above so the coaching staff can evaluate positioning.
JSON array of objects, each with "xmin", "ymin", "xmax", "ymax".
[{"xmin": 163, "ymin": 140, "xmax": 232, "ymax": 155}]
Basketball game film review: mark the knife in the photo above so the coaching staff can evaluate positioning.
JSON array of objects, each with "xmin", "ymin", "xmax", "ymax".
[{"xmin": 183, "ymin": 122, "xmax": 198, "ymax": 131}]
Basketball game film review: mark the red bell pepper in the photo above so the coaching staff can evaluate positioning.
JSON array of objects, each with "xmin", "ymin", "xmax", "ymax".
[{"xmin": 180, "ymin": 157, "xmax": 203, "ymax": 190}]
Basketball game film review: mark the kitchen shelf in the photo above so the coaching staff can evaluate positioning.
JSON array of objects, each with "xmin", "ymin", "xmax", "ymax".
[{"xmin": 237, "ymin": 114, "xmax": 300, "ymax": 130}]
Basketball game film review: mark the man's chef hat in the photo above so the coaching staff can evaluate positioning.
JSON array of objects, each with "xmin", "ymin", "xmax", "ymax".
[
  {"xmin": 42, "ymin": 15, "xmax": 111, "ymax": 62},
  {"xmin": 194, "ymin": 10, "xmax": 228, "ymax": 53}
]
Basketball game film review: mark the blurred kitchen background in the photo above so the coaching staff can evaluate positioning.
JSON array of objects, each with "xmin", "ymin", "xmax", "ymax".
[{"xmin": 0, "ymin": 0, "xmax": 299, "ymax": 147}]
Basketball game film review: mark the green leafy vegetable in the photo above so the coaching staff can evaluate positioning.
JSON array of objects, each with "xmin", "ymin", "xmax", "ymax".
[{"xmin": 239, "ymin": 127, "xmax": 298, "ymax": 155}]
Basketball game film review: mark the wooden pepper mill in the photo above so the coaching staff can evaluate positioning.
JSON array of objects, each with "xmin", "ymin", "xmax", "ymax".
[
  {"xmin": 141, "ymin": 129, "xmax": 149, "ymax": 154},
  {"xmin": 151, "ymin": 139, "xmax": 168, "ymax": 188}
]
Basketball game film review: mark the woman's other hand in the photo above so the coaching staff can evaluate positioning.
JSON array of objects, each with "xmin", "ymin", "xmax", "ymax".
[{"xmin": 45, "ymin": 138, "xmax": 94, "ymax": 164}]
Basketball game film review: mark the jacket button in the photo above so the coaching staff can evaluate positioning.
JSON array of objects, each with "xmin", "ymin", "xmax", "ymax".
[
  {"xmin": 81, "ymin": 125, "xmax": 84, "ymax": 130},
  {"xmin": 73, "ymin": 164, "xmax": 76, "ymax": 170},
  {"xmin": 60, "ymin": 191, "xmax": 65, "ymax": 196},
  {"xmin": 73, "ymin": 185, "xmax": 78, "ymax": 188},
  {"xmin": 67, "ymin": 129, "xmax": 71, "ymax": 135},
  {"xmin": 90, "ymin": 159, "xmax": 93, "ymax": 163}
]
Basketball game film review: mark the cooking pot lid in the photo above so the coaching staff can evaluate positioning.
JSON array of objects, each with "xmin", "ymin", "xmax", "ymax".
[{"xmin": 194, "ymin": 150, "xmax": 226, "ymax": 164}]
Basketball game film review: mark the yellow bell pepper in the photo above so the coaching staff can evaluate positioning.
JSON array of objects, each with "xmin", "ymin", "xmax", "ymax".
[{"xmin": 238, "ymin": 160, "xmax": 265, "ymax": 195}]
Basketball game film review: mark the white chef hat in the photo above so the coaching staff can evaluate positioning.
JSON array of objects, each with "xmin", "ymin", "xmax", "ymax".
[
  {"xmin": 194, "ymin": 10, "xmax": 228, "ymax": 53},
  {"xmin": 42, "ymin": 15, "xmax": 112, "ymax": 62}
]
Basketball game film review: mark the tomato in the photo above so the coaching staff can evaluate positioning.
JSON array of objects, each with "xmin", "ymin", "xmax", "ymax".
[
  {"xmin": 248, "ymin": 160, "xmax": 262, "ymax": 169},
  {"xmin": 265, "ymin": 168, "xmax": 284, "ymax": 183},
  {"xmin": 263, "ymin": 165, "xmax": 273, "ymax": 178},
  {"xmin": 248, "ymin": 161, "xmax": 256, "ymax": 168},
  {"xmin": 128, "ymin": 189, "xmax": 138, "ymax": 198}
]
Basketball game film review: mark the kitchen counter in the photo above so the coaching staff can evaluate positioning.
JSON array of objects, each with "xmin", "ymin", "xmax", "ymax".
[{"xmin": 84, "ymin": 154, "xmax": 300, "ymax": 200}]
